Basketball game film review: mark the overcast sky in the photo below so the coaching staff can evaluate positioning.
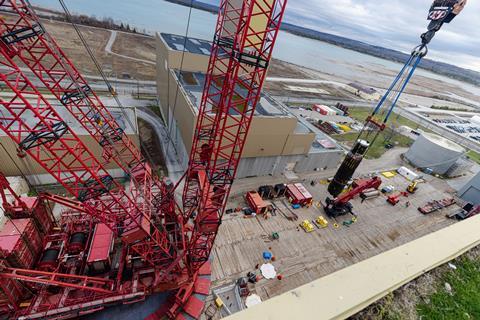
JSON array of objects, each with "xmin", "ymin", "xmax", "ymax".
[{"xmin": 202, "ymin": 0, "xmax": 480, "ymax": 72}]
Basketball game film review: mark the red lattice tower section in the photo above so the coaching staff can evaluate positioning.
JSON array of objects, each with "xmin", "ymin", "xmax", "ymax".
[
  {"xmin": 182, "ymin": 0, "xmax": 287, "ymax": 272},
  {"xmin": 0, "ymin": 0, "xmax": 165, "ymax": 224},
  {"xmin": 0, "ymin": 0, "xmax": 188, "ymax": 280},
  {"xmin": 0, "ymin": 1, "xmax": 146, "ymax": 174},
  {"xmin": 0, "ymin": 41, "xmax": 179, "ymax": 274},
  {"xmin": 0, "ymin": 0, "xmax": 287, "ymax": 317}
]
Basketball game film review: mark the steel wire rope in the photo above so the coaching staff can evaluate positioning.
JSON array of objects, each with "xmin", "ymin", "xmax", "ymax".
[
  {"xmin": 165, "ymin": 0, "xmax": 195, "ymax": 157},
  {"xmin": 31, "ymin": 0, "xmax": 158, "ymax": 172}
]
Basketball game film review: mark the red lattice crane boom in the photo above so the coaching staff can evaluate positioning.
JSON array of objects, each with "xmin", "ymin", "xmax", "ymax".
[
  {"xmin": 0, "ymin": 50, "xmax": 175, "ymax": 268},
  {"xmin": 0, "ymin": 1, "xmax": 147, "ymax": 176},
  {"xmin": 0, "ymin": 0, "xmax": 185, "ymax": 276},
  {"xmin": 183, "ymin": 0, "xmax": 287, "ymax": 272},
  {"xmin": 0, "ymin": 0, "xmax": 162, "ymax": 226},
  {"xmin": 0, "ymin": 0, "xmax": 287, "ymax": 318}
]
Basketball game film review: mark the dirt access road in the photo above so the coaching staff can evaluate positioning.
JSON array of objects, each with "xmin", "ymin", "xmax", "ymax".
[{"xmin": 1, "ymin": 12, "xmax": 158, "ymax": 80}]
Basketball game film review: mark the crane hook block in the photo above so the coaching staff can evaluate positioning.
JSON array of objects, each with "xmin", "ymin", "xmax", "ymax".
[
  {"xmin": 428, "ymin": 0, "xmax": 467, "ymax": 24},
  {"xmin": 423, "ymin": 0, "xmax": 466, "ymax": 45}
]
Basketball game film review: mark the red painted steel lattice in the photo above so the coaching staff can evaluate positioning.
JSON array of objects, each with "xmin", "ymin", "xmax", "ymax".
[
  {"xmin": 0, "ymin": 0, "xmax": 287, "ymax": 318},
  {"xmin": 182, "ymin": 0, "xmax": 287, "ymax": 272}
]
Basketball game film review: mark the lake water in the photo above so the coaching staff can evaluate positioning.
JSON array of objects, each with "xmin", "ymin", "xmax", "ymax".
[{"xmin": 32, "ymin": 0, "xmax": 480, "ymax": 96}]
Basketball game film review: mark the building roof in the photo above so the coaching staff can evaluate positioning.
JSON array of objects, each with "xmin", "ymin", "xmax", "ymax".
[
  {"xmin": 175, "ymin": 71, "xmax": 290, "ymax": 117},
  {"xmin": 471, "ymin": 115, "xmax": 480, "ymax": 125},
  {"xmin": 0, "ymin": 104, "xmax": 138, "ymax": 137},
  {"xmin": 422, "ymin": 132, "xmax": 465, "ymax": 153},
  {"xmin": 292, "ymin": 117, "xmax": 343, "ymax": 153},
  {"xmin": 290, "ymin": 108, "xmax": 355, "ymax": 124},
  {"xmin": 161, "ymin": 33, "xmax": 212, "ymax": 55}
]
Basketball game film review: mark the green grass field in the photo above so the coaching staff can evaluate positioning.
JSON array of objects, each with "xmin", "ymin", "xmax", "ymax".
[
  {"xmin": 467, "ymin": 150, "xmax": 480, "ymax": 165},
  {"xmin": 334, "ymin": 131, "xmax": 413, "ymax": 159},
  {"xmin": 417, "ymin": 257, "xmax": 480, "ymax": 320},
  {"xmin": 347, "ymin": 107, "xmax": 430, "ymax": 132}
]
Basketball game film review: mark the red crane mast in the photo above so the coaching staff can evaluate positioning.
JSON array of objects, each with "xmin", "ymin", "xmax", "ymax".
[
  {"xmin": 0, "ymin": 50, "xmax": 176, "ymax": 269},
  {"xmin": 182, "ymin": 0, "xmax": 287, "ymax": 272},
  {"xmin": 0, "ymin": 0, "xmax": 287, "ymax": 318},
  {"xmin": 0, "ymin": 0, "xmax": 159, "ymax": 208}
]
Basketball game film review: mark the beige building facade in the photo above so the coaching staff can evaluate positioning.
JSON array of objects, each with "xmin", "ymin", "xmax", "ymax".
[
  {"xmin": 156, "ymin": 33, "xmax": 343, "ymax": 178},
  {"xmin": 0, "ymin": 108, "xmax": 140, "ymax": 184}
]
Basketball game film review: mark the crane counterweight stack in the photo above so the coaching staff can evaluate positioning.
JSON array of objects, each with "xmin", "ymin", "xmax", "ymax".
[{"xmin": 0, "ymin": 0, "xmax": 287, "ymax": 318}]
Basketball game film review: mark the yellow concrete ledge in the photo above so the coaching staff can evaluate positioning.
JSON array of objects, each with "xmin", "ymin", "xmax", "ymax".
[{"xmin": 227, "ymin": 215, "xmax": 480, "ymax": 320}]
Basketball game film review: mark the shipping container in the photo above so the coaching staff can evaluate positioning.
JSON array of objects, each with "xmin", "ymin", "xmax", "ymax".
[
  {"xmin": 0, "ymin": 218, "xmax": 42, "ymax": 269},
  {"xmin": 313, "ymin": 104, "xmax": 336, "ymax": 116},
  {"xmin": 286, "ymin": 184, "xmax": 305, "ymax": 205},
  {"xmin": 294, "ymin": 183, "xmax": 313, "ymax": 206},
  {"xmin": 87, "ymin": 223, "xmax": 114, "ymax": 274},
  {"xmin": 246, "ymin": 191, "xmax": 269, "ymax": 214}
]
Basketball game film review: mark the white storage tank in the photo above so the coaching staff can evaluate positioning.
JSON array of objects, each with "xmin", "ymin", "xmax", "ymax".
[{"xmin": 404, "ymin": 132, "xmax": 465, "ymax": 175}]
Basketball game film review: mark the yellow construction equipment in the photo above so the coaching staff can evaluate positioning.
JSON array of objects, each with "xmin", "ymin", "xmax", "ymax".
[
  {"xmin": 215, "ymin": 297, "xmax": 224, "ymax": 308},
  {"xmin": 381, "ymin": 171, "xmax": 397, "ymax": 179},
  {"xmin": 407, "ymin": 179, "xmax": 423, "ymax": 194},
  {"xmin": 300, "ymin": 220, "xmax": 315, "ymax": 233},
  {"xmin": 338, "ymin": 124, "xmax": 352, "ymax": 132},
  {"xmin": 316, "ymin": 216, "xmax": 329, "ymax": 228}
]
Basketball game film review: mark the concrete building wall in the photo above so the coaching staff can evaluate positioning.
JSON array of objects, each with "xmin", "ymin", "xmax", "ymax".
[
  {"xmin": 242, "ymin": 117, "xmax": 296, "ymax": 158},
  {"xmin": 294, "ymin": 150, "xmax": 343, "ymax": 173},
  {"xmin": 459, "ymin": 172, "xmax": 480, "ymax": 205},
  {"xmin": 156, "ymin": 33, "xmax": 170, "ymax": 119},
  {"xmin": 166, "ymin": 71, "xmax": 316, "ymax": 159},
  {"xmin": 156, "ymin": 33, "xmax": 209, "ymax": 120},
  {"xmin": 283, "ymin": 133, "xmax": 317, "ymax": 156},
  {"xmin": 155, "ymin": 32, "xmax": 343, "ymax": 179},
  {"xmin": 166, "ymin": 70, "xmax": 198, "ymax": 152},
  {"xmin": 167, "ymin": 50, "xmax": 209, "ymax": 73},
  {"xmin": 236, "ymin": 150, "xmax": 343, "ymax": 179},
  {"xmin": 0, "ymin": 134, "xmax": 140, "ymax": 177}
]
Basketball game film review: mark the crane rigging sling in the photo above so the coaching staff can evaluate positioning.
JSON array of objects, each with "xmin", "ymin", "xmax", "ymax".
[{"xmin": 357, "ymin": 0, "xmax": 467, "ymax": 149}]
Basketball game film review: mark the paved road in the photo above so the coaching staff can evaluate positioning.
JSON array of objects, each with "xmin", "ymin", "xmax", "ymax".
[
  {"xmin": 275, "ymin": 93, "xmax": 480, "ymax": 153},
  {"xmin": 0, "ymin": 67, "xmax": 156, "ymax": 96},
  {"xmin": 105, "ymin": 30, "xmax": 156, "ymax": 65},
  {"xmin": 358, "ymin": 148, "xmax": 406, "ymax": 174},
  {"xmin": 272, "ymin": 95, "xmax": 373, "ymax": 108},
  {"xmin": 266, "ymin": 77, "xmax": 347, "ymax": 87}
]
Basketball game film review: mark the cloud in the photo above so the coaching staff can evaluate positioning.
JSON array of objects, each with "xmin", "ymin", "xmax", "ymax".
[
  {"xmin": 204, "ymin": 0, "xmax": 479, "ymax": 71},
  {"xmin": 282, "ymin": 0, "xmax": 480, "ymax": 71}
]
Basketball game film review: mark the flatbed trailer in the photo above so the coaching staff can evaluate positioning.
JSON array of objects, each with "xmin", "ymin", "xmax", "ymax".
[{"xmin": 418, "ymin": 198, "xmax": 456, "ymax": 214}]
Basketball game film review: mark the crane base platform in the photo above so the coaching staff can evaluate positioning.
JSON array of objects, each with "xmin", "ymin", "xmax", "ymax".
[{"xmin": 324, "ymin": 199, "xmax": 354, "ymax": 218}]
